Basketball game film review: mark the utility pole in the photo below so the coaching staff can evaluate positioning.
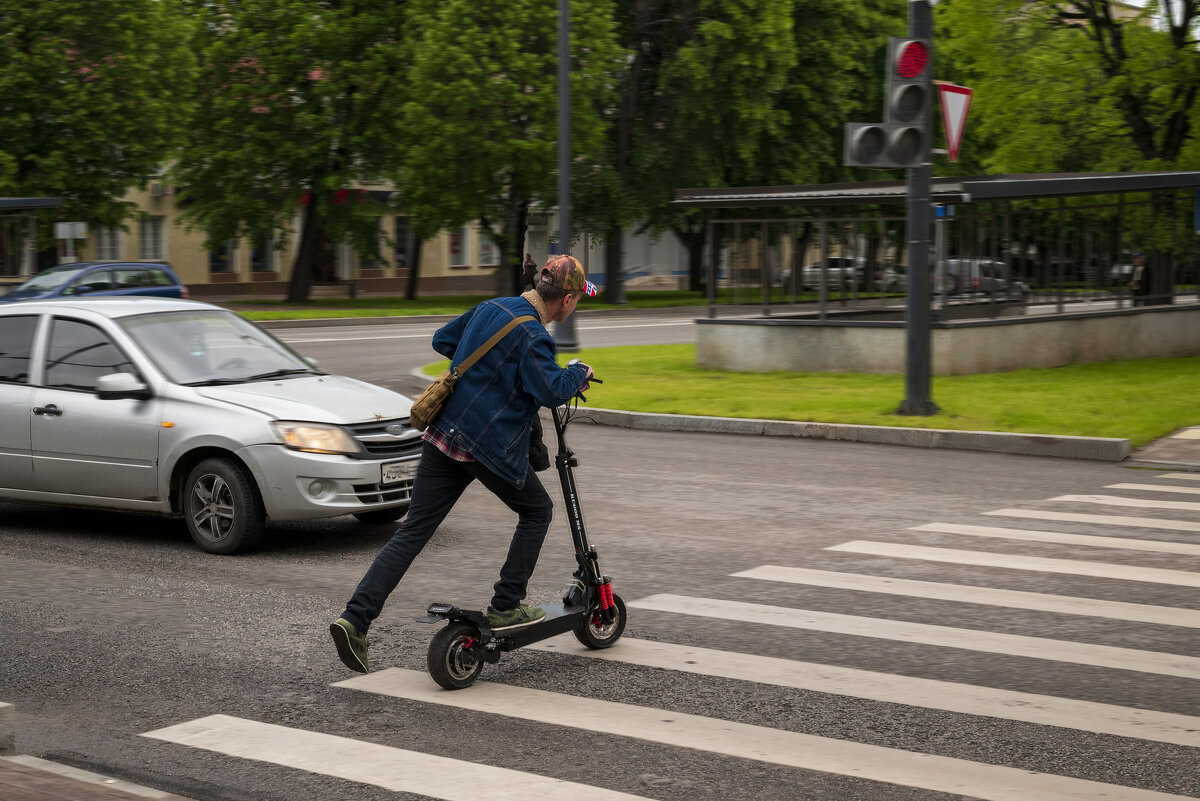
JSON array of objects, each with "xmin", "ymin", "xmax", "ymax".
[{"xmin": 553, "ymin": 0, "xmax": 580, "ymax": 352}]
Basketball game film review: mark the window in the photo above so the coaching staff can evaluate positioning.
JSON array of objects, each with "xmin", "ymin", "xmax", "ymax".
[
  {"xmin": 113, "ymin": 268, "xmax": 155, "ymax": 288},
  {"xmin": 251, "ymin": 234, "xmax": 274, "ymax": 272},
  {"xmin": 44, "ymin": 318, "xmax": 135, "ymax": 391},
  {"xmin": 140, "ymin": 215, "xmax": 166, "ymax": 260},
  {"xmin": 0, "ymin": 316, "xmax": 37, "ymax": 383},
  {"xmin": 479, "ymin": 232, "xmax": 499, "ymax": 266},
  {"xmin": 394, "ymin": 216, "xmax": 411, "ymax": 268},
  {"xmin": 448, "ymin": 227, "xmax": 467, "ymax": 267},
  {"xmin": 209, "ymin": 240, "xmax": 236, "ymax": 273},
  {"xmin": 95, "ymin": 227, "xmax": 123, "ymax": 261}
]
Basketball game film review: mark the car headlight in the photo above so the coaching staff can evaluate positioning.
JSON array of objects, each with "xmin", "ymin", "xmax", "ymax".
[{"xmin": 271, "ymin": 422, "xmax": 359, "ymax": 455}]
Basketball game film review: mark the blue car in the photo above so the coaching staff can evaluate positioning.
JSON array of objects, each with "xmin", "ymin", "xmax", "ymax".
[{"xmin": 0, "ymin": 261, "xmax": 188, "ymax": 303}]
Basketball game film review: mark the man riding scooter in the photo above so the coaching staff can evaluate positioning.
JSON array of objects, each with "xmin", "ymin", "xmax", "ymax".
[{"xmin": 330, "ymin": 255, "xmax": 597, "ymax": 674}]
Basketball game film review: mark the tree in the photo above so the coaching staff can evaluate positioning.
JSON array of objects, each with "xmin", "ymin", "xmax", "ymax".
[
  {"xmin": 174, "ymin": 0, "xmax": 409, "ymax": 302},
  {"xmin": 939, "ymin": 0, "xmax": 1200, "ymax": 171},
  {"xmin": 396, "ymin": 0, "xmax": 625, "ymax": 297},
  {"xmin": 0, "ymin": 0, "xmax": 196, "ymax": 262}
]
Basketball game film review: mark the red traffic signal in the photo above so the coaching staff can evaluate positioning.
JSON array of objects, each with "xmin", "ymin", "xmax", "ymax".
[{"xmin": 894, "ymin": 40, "xmax": 929, "ymax": 80}]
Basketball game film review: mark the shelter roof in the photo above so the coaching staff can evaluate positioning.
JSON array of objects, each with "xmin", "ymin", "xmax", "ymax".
[
  {"xmin": 672, "ymin": 171, "xmax": 1200, "ymax": 209},
  {"xmin": 0, "ymin": 197, "xmax": 62, "ymax": 210}
]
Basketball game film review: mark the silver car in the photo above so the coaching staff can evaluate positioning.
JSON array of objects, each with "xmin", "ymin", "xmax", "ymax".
[{"xmin": 0, "ymin": 298, "xmax": 421, "ymax": 553}]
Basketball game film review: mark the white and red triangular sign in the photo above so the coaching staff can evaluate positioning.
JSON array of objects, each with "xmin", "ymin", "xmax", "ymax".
[{"xmin": 937, "ymin": 83, "xmax": 973, "ymax": 162}]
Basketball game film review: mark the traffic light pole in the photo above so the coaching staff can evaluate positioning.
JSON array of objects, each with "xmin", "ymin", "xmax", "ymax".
[
  {"xmin": 897, "ymin": 0, "xmax": 939, "ymax": 415},
  {"xmin": 553, "ymin": 0, "xmax": 580, "ymax": 352}
]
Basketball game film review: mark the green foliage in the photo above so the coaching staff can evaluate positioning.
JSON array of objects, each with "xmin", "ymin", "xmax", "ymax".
[
  {"xmin": 939, "ymin": 0, "xmax": 1200, "ymax": 172},
  {"xmin": 0, "ymin": 0, "xmax": 196, "ymax": 233},
  {"xmin": 172, "ymin": 0, "xmax": 409, "ymax": 256},
  {"xmin": 395, "ymin": 0, "xmax": 625, "ymax": 257}
]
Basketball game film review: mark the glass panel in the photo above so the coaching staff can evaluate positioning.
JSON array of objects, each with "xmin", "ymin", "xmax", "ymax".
[
  {"xmin": 0, "ymin": 315, "xmax": 36, "ymax": 383},
  {"xmin": 45, "ymin": 319, "xmax": 136, "ymax": 391}
]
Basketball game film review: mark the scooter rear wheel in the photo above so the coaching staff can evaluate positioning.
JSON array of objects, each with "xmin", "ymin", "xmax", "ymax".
[
  {"xmin": 427, "ymin": 622, "xmax": 484, "ymax": 690},
  {"xmin": 573, "ymin": 593, "xmax": 626, "ymax": 649}
]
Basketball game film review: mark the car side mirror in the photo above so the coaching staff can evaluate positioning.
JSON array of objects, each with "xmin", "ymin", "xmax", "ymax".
[{"xmin": 96, "ymin": 372, "xmax": 152, "ymax": 400}]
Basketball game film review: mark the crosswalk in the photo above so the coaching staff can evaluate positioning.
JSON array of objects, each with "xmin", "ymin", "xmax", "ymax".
[{"xmin": 142, "ymin": 470, "xmax": 1200, "ymax": 800}]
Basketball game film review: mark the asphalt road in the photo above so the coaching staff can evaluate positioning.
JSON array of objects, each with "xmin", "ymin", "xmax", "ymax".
[{"xmin": 0, "ymin": 310, "xmax": 1197, "ymax": 801}]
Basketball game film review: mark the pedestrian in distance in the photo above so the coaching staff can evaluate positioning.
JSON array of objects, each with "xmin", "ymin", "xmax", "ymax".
[
  {"xmin": 521, "ymin": 252, "xmax": 538, "ymax": 292},
  {"xmin": 330, "ymin": 255, "xmax": 598, "ymax": 674},
  {"xmin": 1128, "ymin": 252, "xmax": 1149, "ymax": 306}
]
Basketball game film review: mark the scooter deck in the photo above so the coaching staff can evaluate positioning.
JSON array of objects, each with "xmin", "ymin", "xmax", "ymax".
[{"xmin": 418, "ymin": 601, "xmax": 590, "ymax": 651}]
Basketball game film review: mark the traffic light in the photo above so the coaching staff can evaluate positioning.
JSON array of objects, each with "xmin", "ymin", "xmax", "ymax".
[{"xmin": 844, "ymin": 37, "xmax": 932, "ymax": 169}]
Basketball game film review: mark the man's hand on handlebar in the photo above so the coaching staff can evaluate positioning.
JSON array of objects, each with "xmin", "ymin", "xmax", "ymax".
[{"xmin": 568, "ymin": 359, "xmax": 601, "ymax": 400}]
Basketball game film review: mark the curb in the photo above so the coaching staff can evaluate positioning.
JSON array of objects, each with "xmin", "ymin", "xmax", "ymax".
[
  {"xmin": 572, "ymin": 407, "xmax": 1131, "ymax": 462},
  {"xmin": 405, "ymin": 371, "xmax": 1130, "ymax": 462}
]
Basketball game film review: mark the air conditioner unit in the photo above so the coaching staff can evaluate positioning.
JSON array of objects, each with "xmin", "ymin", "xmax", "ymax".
[{"xmin": 150, "ymin": 182, "xmax": 171, "ymax": 197}]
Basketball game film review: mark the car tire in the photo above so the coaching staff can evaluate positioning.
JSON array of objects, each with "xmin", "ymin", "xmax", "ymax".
[
  {"xmin": 183, "ymin": 457, "xmax": 265, "ymax": 554},
  {"xmin": 353, "ymin": 506, "xmax": 409, "ymax": 525}
]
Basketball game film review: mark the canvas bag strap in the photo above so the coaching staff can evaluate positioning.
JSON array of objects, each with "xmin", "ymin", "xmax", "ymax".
[{"xmin": 452, "ymin": 315, "xmax": 536, "ymax": 377}]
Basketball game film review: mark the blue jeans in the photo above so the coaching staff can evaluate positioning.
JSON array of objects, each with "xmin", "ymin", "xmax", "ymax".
[{"xmin": 340, "ymin": 440, "xmax": 553, "ymax": 633}]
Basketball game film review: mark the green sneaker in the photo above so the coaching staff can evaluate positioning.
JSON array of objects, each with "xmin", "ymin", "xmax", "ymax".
[
  {"xmin": 330, "ymin": 618, "xmax": 369, "ymax": 673},
  {"xmin": 485, "ymin": 603, "xmax": 546, "ymax": 631}
]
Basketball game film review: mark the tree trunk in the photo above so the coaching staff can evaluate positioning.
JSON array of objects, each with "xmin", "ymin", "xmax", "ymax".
[
  {"xmin": 603, "ymin": 224, "xmax": 624, "ymax": 303},
  {"xmin": 672, "ymin": 225, "xmax": 707, "ymax": 293},
  {"xmin": 287, "ymin": 201, "xmax": 321, "ymax": 303},
  {"xmin": 496, "ymin": 201, "xmax": 529, "ymax": 297},
  {"xmin": 404, "ymin": 235, "xmax": 423, "ymax": 301}
]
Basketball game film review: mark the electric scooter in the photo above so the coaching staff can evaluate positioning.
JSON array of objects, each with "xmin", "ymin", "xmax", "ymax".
[{"xmin": 418, "ymin": 371, "xmax": 626, "ymax": 690}]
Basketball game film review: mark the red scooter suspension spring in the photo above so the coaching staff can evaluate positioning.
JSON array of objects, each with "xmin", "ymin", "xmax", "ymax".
[{"xmin": 598, "ymin": 581, "xmax": 614, "ymax": 610}]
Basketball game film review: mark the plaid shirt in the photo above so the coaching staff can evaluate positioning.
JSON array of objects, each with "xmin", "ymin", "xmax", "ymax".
[{"xmin": 423, "ymin": 426, "xmax": 475, "ymax": 462}]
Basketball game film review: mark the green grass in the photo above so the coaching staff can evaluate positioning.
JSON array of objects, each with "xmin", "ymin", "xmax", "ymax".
[{"xmin": 424, "ymin": 346, "xmax": 1199, "ymax": 447}]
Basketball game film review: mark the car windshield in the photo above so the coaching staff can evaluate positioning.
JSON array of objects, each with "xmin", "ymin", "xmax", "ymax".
[
  {"xmin": 119, "ymin": 309, "xmax": 320, "ymax": 385},
  {"xmin": 16, "ymin": 265, "xmax": 88, "ymax": 292}
]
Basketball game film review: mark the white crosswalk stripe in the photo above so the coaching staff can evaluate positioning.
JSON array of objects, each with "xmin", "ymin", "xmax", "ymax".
[
  {"xmin": 1051, "ymin": 494, "xmax": 1200, "ymax": 511},
  {"xmin": 910, "ymin": 521, "xmax": 1200, "ymax": 556},
  {"xmin": 825, "ymin": 540, "xmax": 1200, "ymax": 587},
  {"xmin": 526, "ymin": 636, "xmax": 1200, "ymax": 747},
  {"xmin": 334, "ymin": 669, "xmax": 1194, "ymax": 801},
  {"xmin": 628, "ymin": 593, "xmax": 1200, "ymax": 678},
  {"xmin": 1108, "ymin": 482, "xmax": 1200, "ymax": 495},
  {"xmin": 1158, "ymin": 472, "xmax": 1200, "ymax": 481},
  {"xmin": 142, "ymin": 714, "xmax": 652, "ymax": 801},
  {"xmin": 730, "ymin": 564, "xmax": 1200, "ymax": 627},
  {"xmin": 984, "ymin": 508, "xmax": 1200, "ymax": 531}
]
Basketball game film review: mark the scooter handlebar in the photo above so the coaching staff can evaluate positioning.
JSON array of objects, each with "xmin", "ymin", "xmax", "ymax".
[{"xmin": 567, "ymin": 358, "xmax": 600, "ymax": 401}]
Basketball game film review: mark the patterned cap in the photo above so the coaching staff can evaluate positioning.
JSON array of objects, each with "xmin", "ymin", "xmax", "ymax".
[{"xmin": 540, "ymin": 255, "xmax": 597, "ymax": 297}]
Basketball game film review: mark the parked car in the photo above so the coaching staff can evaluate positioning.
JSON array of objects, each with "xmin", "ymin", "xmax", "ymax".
[
  {"xmin": 935, "ymin": 259, "xmax": 1029, "ymax": 300},
  {"xmin": 0, "ymin": 261, "xmax": 187, "ymax": 303},
  {"xmin": 781, "ymin": 257, "xmax": 865, "ymax": 291},
  {"xmin": 0, "ymin": 298, "xmax": 421, "ymax": 553}
]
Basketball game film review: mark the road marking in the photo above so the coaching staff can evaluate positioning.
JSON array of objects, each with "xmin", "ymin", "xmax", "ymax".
[
  {"xmin": 1157, "ymin": 472, "xmax": 1200, "ymax": 480},
  {"xmin": 1051, "ymin": 494, "xmax": 1200, "ymax": 511},
  {"xmin": 142, "ymin": 714, "xmax": 650, "ymax": 801},
  {"xmin": 627, "ymin": 594, "xmax": 1200, "ymax": 679},
  {"xmin": 984, "ymin": 508, "xmax": 1200, "ymax": 532},
  {"xmin": 1108, "ymin": 482, "xmax": 1200, "ymax": 495},
  {"xmin": 731, "ymin": 564, "xmax": 1200, "ymax": 627},
  {"xmin": 826, "ymin": 541, "xmax": 1200, "ymax": 588},
  {"xmin": 1169, "ymin": 429, "xmax": 1200, "ymax": 439},
  {"xmin": 910, "ymin": 522, "xmax": 1200, "ymax": 556},
  {"xmin": 335, "ymin": 669, "xmax": 1194, "ymax": 801},
  {"xmin": 526, "ymin": 636, "xmax": 1200, "ymax": 747}
]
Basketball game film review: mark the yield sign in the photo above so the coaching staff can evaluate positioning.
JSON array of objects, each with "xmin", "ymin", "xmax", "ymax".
[{"xmin": 937, "ymin": 83, "xmax": 973, "ymax": 162}]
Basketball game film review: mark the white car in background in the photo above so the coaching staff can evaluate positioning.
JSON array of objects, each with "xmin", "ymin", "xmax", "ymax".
[{"xmin": 0, "ymin": 298, "xmax": 421, "ymax": 553}]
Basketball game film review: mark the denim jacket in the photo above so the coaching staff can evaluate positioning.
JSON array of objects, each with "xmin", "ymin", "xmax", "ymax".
[{"xmin": 429, "ymin": 295, "xmax": 588, "ymax": 487}]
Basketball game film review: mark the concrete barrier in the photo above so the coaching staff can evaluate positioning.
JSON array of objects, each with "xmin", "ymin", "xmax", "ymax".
[{"xmin": 697, "ymin": 303, "xmax": 1200, "ymax": 375}]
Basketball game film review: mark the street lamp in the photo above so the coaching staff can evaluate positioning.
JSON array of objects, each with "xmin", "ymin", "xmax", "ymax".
[{"xmin": 553, "ymin": 0, "xmax": 580, "ymax": 351}]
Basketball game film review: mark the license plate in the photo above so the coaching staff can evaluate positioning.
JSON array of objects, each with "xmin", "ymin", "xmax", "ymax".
[{"xmin": 381, "ymin": 460, "xmax": 418, "ymax": 485}]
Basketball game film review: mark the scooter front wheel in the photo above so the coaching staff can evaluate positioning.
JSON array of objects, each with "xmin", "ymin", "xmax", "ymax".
[
  {"xmin": 427, "ymin": 622, "xmax": 484, "ymax": 689},
  {"xmin": 573, "ymin": 593, "xmax": 626, "ymax": 649}
]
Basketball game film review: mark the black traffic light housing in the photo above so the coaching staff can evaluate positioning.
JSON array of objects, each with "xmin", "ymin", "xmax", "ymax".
[{"xmin": 844, "ymin": 37, "xmax": 932, "ymax": 169}]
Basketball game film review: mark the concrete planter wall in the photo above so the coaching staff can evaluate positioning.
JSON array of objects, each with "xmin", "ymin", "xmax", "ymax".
[{"xmin": 696, "ymin": 304, "xmax": 1200, "ymax": 375}]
